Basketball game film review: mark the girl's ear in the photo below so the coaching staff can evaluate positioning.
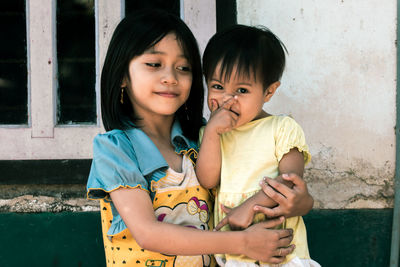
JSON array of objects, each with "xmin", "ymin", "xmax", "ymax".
[
  {"xmin": 263, "ymin": 81, "xmax": 280, "ymax": 102},
  {"xmin": 121, "ymin": 76, "xmax": 130, "ymax": 88}
]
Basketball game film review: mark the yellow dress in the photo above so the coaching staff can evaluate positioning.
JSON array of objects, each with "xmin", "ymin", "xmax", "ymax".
[
  {"xmin": 202, "ymin": 115, "xmax": 312, "ymax": 266},
  {"xmin": 97, "ymin": 155, "xmax": 215, "ymax": 267}
]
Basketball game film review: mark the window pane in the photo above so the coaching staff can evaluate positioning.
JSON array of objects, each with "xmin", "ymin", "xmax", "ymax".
[
  {"xmin": 0, "ymin": 0, "xmax": 28, "ymax": 124},
  {"xmin": 216, "ymin": 0, "xmax": 237, "ymax": 32},
  {"xmin": 125, "ymin": 0, "xmax": 180, "ymax": 17},
  {"xmin": 57, "ymin": 0, "xmax": 96, "ymax": 125}
]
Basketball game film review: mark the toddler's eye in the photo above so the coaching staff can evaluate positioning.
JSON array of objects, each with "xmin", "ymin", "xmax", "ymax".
[
  {"xmin": 145, "ymin": 63, "xmax": 161, "ymax": 67},
  {"xmin": 211, "ymin": 84, "xmax": 223, "ymax": 90},
  {"xmin": 237, "ymin": 88, "xmax": 248, "ymax": 94}
]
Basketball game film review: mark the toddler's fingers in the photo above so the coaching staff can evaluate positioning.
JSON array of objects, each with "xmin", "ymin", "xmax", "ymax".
[
  {"xmin": 214, "ymin": 216, "xmax": 229, "ymax": 231},
  {"xmin": 210, "ymin": 99, "xmax": 219, "ymax": 113},
  {"xmin": 221, "ymin": 96, "xmax": 236, "ymax": 110},
  {"xmin": 256, "ymin": 216, "xmax": 285, "ymax": 229},
  {"xmin": 220, "ymin": 204, "xmax": 232, "ymax": 214},
  {"xmin": 253, "ymin": 205, "xmax": 283, "ymax": 219}
]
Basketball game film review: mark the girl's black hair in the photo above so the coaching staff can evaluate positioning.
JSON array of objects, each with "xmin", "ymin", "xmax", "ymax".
[
  {"xmin": 203, "ymin": 24, "xmax": 287, "ymax": 89},
  {"xmin": 101, "ymin": 9, "xmax": 204, "ymax": 141}
]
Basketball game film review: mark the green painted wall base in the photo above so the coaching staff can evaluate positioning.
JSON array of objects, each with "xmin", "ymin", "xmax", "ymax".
[
  {"xmin": 0, "ymin": 212, "xmax": 105, "ymax": 267},
  {"xmin": 0, "ymin": 209, "xmax": 394, "ymax": 267},
  {"xmin": 303, "ymin": 209, "xmax": 393, "ymax": 267}
]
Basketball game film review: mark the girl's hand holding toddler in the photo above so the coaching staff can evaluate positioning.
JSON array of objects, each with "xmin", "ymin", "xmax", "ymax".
[{"xmin": 255, "ymin": 173, "xmax": 314, "ymax": 218}]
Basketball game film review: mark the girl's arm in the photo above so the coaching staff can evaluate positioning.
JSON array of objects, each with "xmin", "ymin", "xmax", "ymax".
[
  {"xmin": 196, "ymin": 98, "xmax": 238, "ymax": 189},
  {"xmin": 110, "ymin": 187, "xmax": 295, "ymax": 264},
  {"xmin": 215, "ymin": 148, "xmax": 313, "ymax": 230}
]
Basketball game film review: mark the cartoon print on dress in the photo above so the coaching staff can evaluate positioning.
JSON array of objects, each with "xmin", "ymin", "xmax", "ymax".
[
  {"xmin": 145, "ymin": 259, "xmax": 166, "ymax": 267},
  {"xmin": 178, "ymin": 148, "xmax": 198, "ymax": 165},
  {"xmin": 155, "ymin": 197, "xmax": 211, "ymax": 266}
]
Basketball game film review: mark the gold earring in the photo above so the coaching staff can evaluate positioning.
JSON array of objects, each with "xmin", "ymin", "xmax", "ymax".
[{"xmin": 120, "ymin": 87, "xmax": 125, "ymax": 104}]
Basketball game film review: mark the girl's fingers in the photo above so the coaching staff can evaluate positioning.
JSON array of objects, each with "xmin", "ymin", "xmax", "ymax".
[
  {"xmin": 277, "ymin": 228, "xmax": 294, "ymax": 240},
  {"xmin": 259, "ymin": 180, "xmax": 287, "ymax": 204},
  {"xmin": 278, "ymin": 234, "xmax": 294, "ymax": 247},
  {"xmin": 282, "ymin": 173, "xmax": 305, "ymax": 189},
  {"xmin": 276, "ymin": 245, "xmax": 295, "ymax": 257},
  {"xmin": 264, "ymin": 245, "xmax": 295, "ymax": 264},
  {"xmin": 268, "ymin": 256, "xmax": 286, "ymax": 264},
  {"xmin": 263, "ymin": 177, "xmax": 293, "ymax": 199}
]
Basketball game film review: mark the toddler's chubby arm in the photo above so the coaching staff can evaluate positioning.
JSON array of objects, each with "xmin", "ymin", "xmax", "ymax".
[
  {"xmin": 196, "ymin": 97, "xmax": 238, "ymax": 189},
  {"xmin": 215, "ymin": 148, "xmax": 314, "ymax": 231},
  {"xmin": 110, "ymin": 187, "xmax": 296, "ymax": 264}
]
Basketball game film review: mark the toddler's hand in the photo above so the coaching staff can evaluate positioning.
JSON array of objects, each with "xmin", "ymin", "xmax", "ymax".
[
  {"xmin": 207, "ymin": 97, "xmax": 238, "ymax": 135},
  {"xmin": 215, "ymin": 202, "xmax": 255, "ymax": 231}
]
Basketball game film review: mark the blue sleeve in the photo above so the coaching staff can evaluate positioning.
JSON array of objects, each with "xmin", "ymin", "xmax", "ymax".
[{"xmin": 86, "ymin": 131, "xmax": 149, "ymax": 201}]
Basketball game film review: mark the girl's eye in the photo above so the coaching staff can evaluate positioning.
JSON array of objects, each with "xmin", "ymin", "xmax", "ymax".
[
  {"xmin": 211, "ymin": 84, "xmax": 223, "ymax": 90},
  {"xmin": 145, "ymin": 63, "xmax": 161, "ymax": 67},
  {"xmin": 237, "ymin": 88, "xmax": 248, "ymax": 94},
  {"xmin": 177, "ymin": 66, "xmax": 191, "ymax": 72}
]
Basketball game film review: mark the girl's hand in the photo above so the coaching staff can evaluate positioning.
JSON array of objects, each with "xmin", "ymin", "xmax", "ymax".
[
  {"xmin": 254, "ymin": 173, "xmax": 314, "ymax": 218},
  {"xmin": 241, "ymin": 216, "xmax": 295, "ymax": 264},
  {"xmin": 207, "ymin": 97, "xmax": 238, "ymax": 135},
  {"xmin": 215, "ymin": 202, "xmax": 255, "ymax": 231}
]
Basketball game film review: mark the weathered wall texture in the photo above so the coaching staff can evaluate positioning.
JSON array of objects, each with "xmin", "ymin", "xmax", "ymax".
[{"xmin": 237, "ymin": 0, "xmax": 396, "ymax": 208}]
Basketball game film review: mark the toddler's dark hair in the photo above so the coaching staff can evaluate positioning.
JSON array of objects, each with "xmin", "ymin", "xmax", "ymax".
[
  {"xmin": 203, "ymin": 24, "xmax": 287, "ymax": 89},
  {"xmin": 101, "ymin": 9, "xmax": 204, "ymax": 141}
]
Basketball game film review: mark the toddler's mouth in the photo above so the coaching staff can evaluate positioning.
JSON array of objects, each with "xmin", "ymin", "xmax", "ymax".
[{"xmin": 230, "ymin": 109, "xmax": 239, "ymax": 116}]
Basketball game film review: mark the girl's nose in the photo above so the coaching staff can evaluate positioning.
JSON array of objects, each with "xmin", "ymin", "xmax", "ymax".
[{"xmin": 161, "ymin": 68, "xmax": 178, "ymax": 85}]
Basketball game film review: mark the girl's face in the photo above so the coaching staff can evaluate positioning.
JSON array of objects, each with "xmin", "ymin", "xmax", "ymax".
[
  {"xmin": 207, "ymin": 63, "xmax": 279, "ymax": 128},
  {"xmin": 123, "ymin": 33, "xmax": 192, "ymax": 121}
]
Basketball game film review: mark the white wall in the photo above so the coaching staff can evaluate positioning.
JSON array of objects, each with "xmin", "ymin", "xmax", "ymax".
[{"xmin": 237, "ymin": 0, "xmax": 396, "ymax": 208}]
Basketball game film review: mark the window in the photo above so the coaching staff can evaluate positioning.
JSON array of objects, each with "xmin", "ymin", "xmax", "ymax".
[
  {"xmin": 0, "ymin": 0, "xmax": 216, "ymax": 166},
  {"xmin": 125, "ymin": 0, "xmax": 180, "ymax": 16},
  {"xmin": 57, "ymin": 0, "xmax": 96, "ymax": 124},
  {"xmin": 0, "ymin": 0, "xmax": 28, "ymax": 125}
]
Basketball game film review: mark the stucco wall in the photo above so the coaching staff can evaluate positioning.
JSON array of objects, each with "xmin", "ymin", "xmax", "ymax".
[{"xmin": 237, "ymin": 0, "xmax": 396, "ymax": 208}]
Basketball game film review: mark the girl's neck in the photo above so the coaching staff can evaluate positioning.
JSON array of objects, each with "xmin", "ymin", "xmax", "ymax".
[{"xmin": 140, "ymin": 115, "xmax": 174, "ymax": 141}]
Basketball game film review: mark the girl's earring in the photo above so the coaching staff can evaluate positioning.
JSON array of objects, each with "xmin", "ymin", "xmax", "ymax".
[{"xmin": 120, "ymin": 87, "xmax": 125, "ymax": 104}]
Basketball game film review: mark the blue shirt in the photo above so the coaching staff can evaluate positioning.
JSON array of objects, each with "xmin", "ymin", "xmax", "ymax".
[{"xmin": 87, "ymin": 120, "xmax": 199, "ymax": 235}]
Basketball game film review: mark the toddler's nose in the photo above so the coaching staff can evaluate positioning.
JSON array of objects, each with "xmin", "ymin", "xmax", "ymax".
[{"xmin": 222, "ymin": 93, "xmax": 235, "ymax": 103}]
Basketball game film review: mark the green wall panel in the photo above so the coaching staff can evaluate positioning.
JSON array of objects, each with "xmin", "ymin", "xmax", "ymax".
[
  {"xmin": 0, "ymin": 209, "xmax": 394, "ymax": 267},
  {"xmin": 304, "ymin": 209, "xmax": 393, "ymax": 267},
  {"xmin": 0, "ymin": 212, "xmax": 105, "ymax": 267}
]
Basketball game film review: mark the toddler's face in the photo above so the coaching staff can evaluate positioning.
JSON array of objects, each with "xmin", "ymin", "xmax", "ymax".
[{"xmin": 207, "ymin": 64, "xmax": 276, "ymax": 128}]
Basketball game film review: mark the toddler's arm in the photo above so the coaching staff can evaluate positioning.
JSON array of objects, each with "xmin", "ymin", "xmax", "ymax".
[
  {"xmin": 110, "ymin": 187, "xmax": 295, "ymax": 264},
  {"xmin": 196, "ymin": 97, "xmax": 238, "ymax": 189},
  {"xmin": 215, "ymin": 148, "xmax": 313, "ymax": 230}
]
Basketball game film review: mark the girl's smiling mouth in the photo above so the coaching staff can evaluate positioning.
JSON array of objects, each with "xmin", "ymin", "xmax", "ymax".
[{"xmin": 155, "ymin": 91, "xmax": 179, "ymax": 98}]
